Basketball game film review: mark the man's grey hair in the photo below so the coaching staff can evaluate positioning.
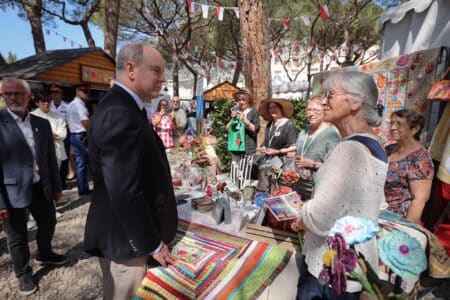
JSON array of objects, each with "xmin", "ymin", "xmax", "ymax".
[
  {"xmin": 116, "ymin": 43, "xmax": 147, "ymax": 73},
  {"xmin": 0, "ymin": 77, "xmax": 31, "ymax": 93},
  {"xmin": 322, "ymin": 71, "xmax": 382, "ymax": 127}
]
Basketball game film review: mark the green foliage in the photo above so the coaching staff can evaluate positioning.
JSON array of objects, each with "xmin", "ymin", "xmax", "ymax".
[
  {"xmin": 291, "ymin": 98, "xmax": 308, "ymax": 133},
  {"xmin": 208, "ymin": 100, "xmax": 234, "ymax": 172},
  {"xmin": 6, "ymin": 51, "xmax": 17, "ymax": 63}
]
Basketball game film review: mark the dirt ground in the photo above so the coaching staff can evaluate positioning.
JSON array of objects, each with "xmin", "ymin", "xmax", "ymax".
[{"xmin": 0, "ymin": 186, "xmax": 449, "ymax": 299}]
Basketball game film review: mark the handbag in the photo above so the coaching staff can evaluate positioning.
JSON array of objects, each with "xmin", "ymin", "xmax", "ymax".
[
  {"xmin": 427, "ymin": 67, "xmax": 450, "ymax": 101},
  {"xmin": 227, "ymin": 118, "xmax": 246, "ymax": 152}
]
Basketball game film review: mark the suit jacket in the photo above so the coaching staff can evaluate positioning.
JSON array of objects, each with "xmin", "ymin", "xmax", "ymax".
[
  {"xmin": 84, "ymin": 85, "xmax": 178, "ymax": 260},
  {"xmin": 0, "ymin": 110, "xmax": 61, "ymax": 209}
]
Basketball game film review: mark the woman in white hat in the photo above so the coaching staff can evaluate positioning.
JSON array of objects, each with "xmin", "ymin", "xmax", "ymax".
[
  {"xmin": 227, "ymin": 88, "xmax": 260, "ymax": 189},
  {"xmin": 257, "ymin": 98, "xmax": 297, "ymax": 192}
]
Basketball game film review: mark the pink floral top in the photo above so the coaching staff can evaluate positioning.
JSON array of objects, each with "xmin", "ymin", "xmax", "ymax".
[
  {"xmin": 152, "ymin": 113, "xmax": 174, "ymax": 148},
  {"xmin": 384, "ymin": 145, "xmax": 434, "ymax": 218}
]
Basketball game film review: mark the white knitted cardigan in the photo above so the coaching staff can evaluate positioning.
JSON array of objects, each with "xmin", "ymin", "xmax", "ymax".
[{"xmin": 300, "ymin": 133, "xmax": 388, "ymax": 292}]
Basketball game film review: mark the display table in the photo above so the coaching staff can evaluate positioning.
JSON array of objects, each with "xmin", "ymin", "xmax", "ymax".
[{"xmin": 134, "ymin": 200, "xmax": 301, "ymax": 300}]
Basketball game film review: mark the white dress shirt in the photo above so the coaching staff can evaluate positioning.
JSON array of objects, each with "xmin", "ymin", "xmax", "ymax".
[
  {"xmin": 50, "ymin": 100, "xmax": 69, "ymax": 122},
  {"xmin": 7, "ymin": 108, "xmax": 40, "ymax": 183},
  {"xmin": 31, "ymin": 108, "xmax": 68, "ymax": 165},
  {"xmin": 67, "ymin": 97, "xmax": 89, "ymax": 133}
]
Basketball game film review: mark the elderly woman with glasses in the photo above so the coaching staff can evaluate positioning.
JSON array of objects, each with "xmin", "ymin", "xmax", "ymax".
[
  {"xmin": 226, "ymin": 89, "xmax": 260, "ymax": 189},
  {"xmin": 384, "ymin": 109, "xmax": 433, "ymax": 223},
  {"xmin": 295, "ymin": 95, "xmax": 340, "ymax": 200},
  {"xmin": 290, "ymin": 71, "xmax": 388, "ymax": 299}
]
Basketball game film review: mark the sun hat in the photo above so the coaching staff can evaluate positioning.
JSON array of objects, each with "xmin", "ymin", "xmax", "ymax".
[
  {"xmin": 259, "ymin": 98, "xmax": 294, "ymax": 120},
  {"xmin": 232, "ymin": 87, "xmax": 252, "ymax": 101}
]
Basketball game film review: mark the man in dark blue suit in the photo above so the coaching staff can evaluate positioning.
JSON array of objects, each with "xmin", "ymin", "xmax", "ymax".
[
  {"xmin": 85, "ymin": 43, "xmax": 178, "ymax": 299},
  {"xmin": 0, "ymin": 78, "xmax": 68, "ymax": 296}
]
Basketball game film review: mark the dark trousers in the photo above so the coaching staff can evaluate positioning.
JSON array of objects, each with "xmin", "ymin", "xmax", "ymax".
[
  {"xmin": 59, "ymin": 131, "xmax": 71, "ymax": 189},
  {"xmin": 70, "ymin": 133, "xmax": 89, "ymax": 194},
  {"xmin": 297, "ymin": 260, "xmax": 360, "ymax": 300},
  {"xmin": 3, "ymin": 183, "xmax": 57, "ymax": 278}
]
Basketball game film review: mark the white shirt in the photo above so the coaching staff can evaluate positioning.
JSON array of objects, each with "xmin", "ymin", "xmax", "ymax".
[
  {"xmin": 31, "ymin": 108, "xmax": 67, "ymax": 163},
  {"xmin": 50, "ymin": 100, "xmax": 69, "ymax": 122},
  {"xmin": 7, "ymin": 108, "xmax": 40, "ymax": 183},
  {"xmin": 67, "ymin": 97, "xmax": 89, "ymax": 133}
]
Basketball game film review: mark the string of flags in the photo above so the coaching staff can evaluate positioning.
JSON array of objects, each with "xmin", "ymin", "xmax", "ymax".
[
  {"xmin": 186, "ymin": 1, "xmax": 335, "ymax": 25},
  {"xmin": 44, "ymin": 28, "xmax": 84, "ymax": 49}
]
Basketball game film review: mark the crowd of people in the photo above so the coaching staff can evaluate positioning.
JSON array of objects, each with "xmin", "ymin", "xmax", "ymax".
[{"xmin": 0, "ymin": 41, "xmax": 441, "ymax": 299}]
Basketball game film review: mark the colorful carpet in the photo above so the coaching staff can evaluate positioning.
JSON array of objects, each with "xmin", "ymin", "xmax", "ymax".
[{"xmin": 134, "ymin": 220, "xmax": 292, "ymax": 300}]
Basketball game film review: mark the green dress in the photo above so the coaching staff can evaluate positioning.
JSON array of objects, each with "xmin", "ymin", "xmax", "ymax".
[{"xmin": 295, "ymin": 126, "xmax": 341, "ymax": 181}]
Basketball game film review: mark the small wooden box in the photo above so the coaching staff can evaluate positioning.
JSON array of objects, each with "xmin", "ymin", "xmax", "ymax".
[{"xmin": 245, "ymin": 223, "xmax": 301, "ymax": 252}]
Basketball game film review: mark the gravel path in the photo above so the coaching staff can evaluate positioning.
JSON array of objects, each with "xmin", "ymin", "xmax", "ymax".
[{"xmin": 0, "ymin": 188, "xmax": 102, "ymax": 300}]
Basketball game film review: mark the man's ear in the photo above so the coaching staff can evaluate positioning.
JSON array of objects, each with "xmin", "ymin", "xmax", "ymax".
[{"xmin": 125, "ymin": 61, "xmax": 136, "ymax": 80}]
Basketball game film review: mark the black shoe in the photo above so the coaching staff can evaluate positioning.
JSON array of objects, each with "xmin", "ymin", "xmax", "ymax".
[
  {"xmin": 78, "ymin": 190, "xmax": 91, "ymax": 196},
  {"xmin": 35, "ymin": 252, "xmax": 68, "ymax": 266},
  {"xmin": 18, "ymin": 274, "xmax": 37, "ymax": 296}
]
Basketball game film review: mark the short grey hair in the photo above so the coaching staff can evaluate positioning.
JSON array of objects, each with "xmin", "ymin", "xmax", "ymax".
[
  {"xmin": 116, "ymin": 43, "xmax": 146, "ymax": 73},
  {"xmin": 0, "ymin": 77, "xmax": 31, "ymax": 93},
  {"xmin": 322, "ymin": 71, "xmax": 382, "ymax": 127}
]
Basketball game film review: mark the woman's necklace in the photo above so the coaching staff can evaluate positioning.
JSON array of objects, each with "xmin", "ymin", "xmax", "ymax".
[{"xmin": 300, "ymin": 123, "xmax": 326, "ymax": 156}]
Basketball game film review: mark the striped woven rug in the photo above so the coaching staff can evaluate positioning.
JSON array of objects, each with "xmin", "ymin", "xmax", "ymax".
[{"xmin": 134, "ymin": 220, "xmax": 292, "ymax": 300}]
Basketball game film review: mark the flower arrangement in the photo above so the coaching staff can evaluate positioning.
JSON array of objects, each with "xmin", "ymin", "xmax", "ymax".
[{"xmin": 320, "ymin": 216, "xmax": 427, "ymax": 299}]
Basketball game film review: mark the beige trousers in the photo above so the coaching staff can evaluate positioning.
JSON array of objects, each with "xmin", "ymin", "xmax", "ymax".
[{"xmin": 98, "ymin": 256, "xmax": 147, "ymax": 300}]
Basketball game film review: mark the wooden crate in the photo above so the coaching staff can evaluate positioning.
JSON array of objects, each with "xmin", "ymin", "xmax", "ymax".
[{"xmin": 245, "ymin": 223, "xmax": 301, "ymax": 251}]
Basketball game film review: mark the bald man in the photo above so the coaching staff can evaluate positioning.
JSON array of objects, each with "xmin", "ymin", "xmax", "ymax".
[{"xmin": 84, "ymin": 43, "xmax": 178, "ymax": 299}]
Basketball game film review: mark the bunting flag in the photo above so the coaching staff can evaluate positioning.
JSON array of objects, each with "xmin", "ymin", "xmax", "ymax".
[
  {"xmin": 281, "ymin": 19, "xmax": 290, "ymax": 30},
  {"xmin": 292, "ymin": 41, "xmax": 299, "ymax": 52},
  {"xmin": 272, "ymin": 49, "xmax": 279, "ymax": 59},
  {"xmin": 201, "ymin": 4, "xmax": 209, "ymax": 18},
  {"xmin": 46, "ymin": 29, "xmax": 51, "ymax": 35},
  {"xmin": 301, "ymin": 16, "xmax": 310, "ymax": 26},
  {"xmin": 216, "ymin": 6, "xmax": 224, "ymax": 21},
  {"xmin": 187, "ymin": 0, "xmax": 194, "ymax": 13},
  {"xmin": 63, "ymin": 36, "xmax": 67, "ymax": 42},
  {"xmin": 233, "ymin": 8, "xmax": 240, "ymax": 19},
  {"xmin": 319, "ymin": 4, "xmax": 330, "ymax": 20}
]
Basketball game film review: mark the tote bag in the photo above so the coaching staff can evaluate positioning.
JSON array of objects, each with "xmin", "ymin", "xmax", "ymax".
[{"xmin": 227, "ymin": 118, "xmax": 246, "ymax": 152}]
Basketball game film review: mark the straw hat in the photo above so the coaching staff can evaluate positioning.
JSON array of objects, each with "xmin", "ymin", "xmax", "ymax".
[
  {"xmin": 259, "ymin": 98, "xmax": 294, "ymax": 120},
  {"xmin": 232, "ymin": 87, "xmax": 252, "ymax": 101}
]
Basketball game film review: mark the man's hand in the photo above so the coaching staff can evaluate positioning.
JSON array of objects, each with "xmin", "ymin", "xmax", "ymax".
[
  {"xmin": 151, "ymin": 243, "xmax": 176, "ymax": 267},
  {"xmin": 54, "ymin": 192, "xmax": 62, "ymax": 202},
  {"xmin": 0, "ymin": 208, "xmax": 9, "ymax": 221}
]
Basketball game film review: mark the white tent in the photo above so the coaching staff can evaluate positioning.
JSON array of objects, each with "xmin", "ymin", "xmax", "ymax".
[{"xmin": 380, "ymin": 0, "xmax": 450, "ymax": 59}]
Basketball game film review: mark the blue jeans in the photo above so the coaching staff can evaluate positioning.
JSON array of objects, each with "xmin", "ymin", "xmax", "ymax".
[
  {"xmin": 297, "ymin": 260, "xmax": 360, "ymax": 300},
  {"xmin": 70, "ymin": 133, "xmax": 89, "ymax": 194}
]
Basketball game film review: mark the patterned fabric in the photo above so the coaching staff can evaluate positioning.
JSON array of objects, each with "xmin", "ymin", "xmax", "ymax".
[
  {"xmin": 152, "ymin": 113, "xmax": 174, "ymax": 148},
  {"xmin": 134, "ymin": 220, "xmax": 291, "ymax": 299},
  {"xmin": 385, "ymin": 145, "xmax": 434, "ymax": 218},
  {"xmin": 230, "ymin": 154, "xmax": 254, "ymax": 189}
]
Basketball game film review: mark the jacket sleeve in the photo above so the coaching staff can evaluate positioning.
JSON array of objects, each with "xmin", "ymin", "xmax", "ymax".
[
  {"xmin": 92, "ymin": 107, "xmax": 162, "ymax": 253},
  {"xmin": 0, "ymin": 162, "xmax": 7, "ymax": 210},
  {"xmin": 44, "ymin": 120, "xmax": 62, "ymax": 195}
]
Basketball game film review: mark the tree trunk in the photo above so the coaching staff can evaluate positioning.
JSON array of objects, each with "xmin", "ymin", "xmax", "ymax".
[
  {"xmin": 104, "ymin": 0, "xmax": 121, "ymax": 58},
  {"xmin": 238, "ymin": 0, "xmax": 271, "ymax": 146},
  {"xmin": 21, "ymin": 0, "xmax": 46, "ymax": 53},
  {"xmin": 81, "ymin": 22, "xmax": 96, "ymax": 47},
  {"xmin": 172, "ymin": 54, "xmax": 180, "ymax": 97}
]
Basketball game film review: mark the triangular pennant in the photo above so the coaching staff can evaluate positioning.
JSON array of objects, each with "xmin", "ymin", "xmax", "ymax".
[
  {"xmin": 216, "ymin": 6, "xmax": 224, "ymax": 21},
  {"xmin": 63, "ymin": 36, "xmax": 67, "ymax": 42},
  {"xmin": 281, "ymin": 19, "xmax": 290, "ymax": 30},
  {"xmin": 233, "ymin": 8, "xmax": 240, "ymax": 19},
  {"xmin": 201, "ymin": 4, "xmax": 209, "ymax": 18},
  {"xmin": 292, "ymin": 41, "xmax": 299, "ymax": 52},
  {"xmin": 272, "ymin": 49, "xmax": 279, "ymax": 59},
  {"xmin": 187, "ymin": 0, "xmax": 194, "ymax": 13},
  {"xmin": 319, "ymin": 4, "xmax": 330, "ymax": 20},
  {"xmin": 301, "ymin": 16, "xmax": 310, "ymax": 26}
]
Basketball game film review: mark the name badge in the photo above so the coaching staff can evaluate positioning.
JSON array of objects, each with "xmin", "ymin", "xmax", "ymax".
[{"xmin": 275, "ymin": 131, "xmax": 281, "ymax": 137}]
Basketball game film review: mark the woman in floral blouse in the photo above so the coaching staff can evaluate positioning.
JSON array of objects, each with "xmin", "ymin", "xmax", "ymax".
[{"xmin": 385, "ymin": 109, "xmax": 434, "ymax": 223}]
